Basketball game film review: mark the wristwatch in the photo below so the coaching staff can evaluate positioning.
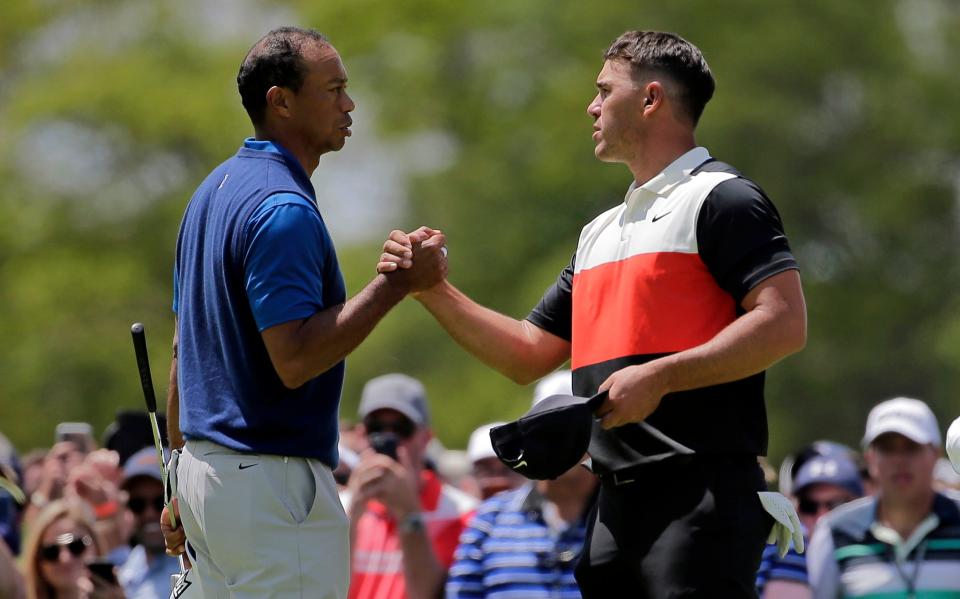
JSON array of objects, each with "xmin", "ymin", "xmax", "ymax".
[{"xmin": 398, "ymin": 512, "xmax": 426, "ymax": 535}]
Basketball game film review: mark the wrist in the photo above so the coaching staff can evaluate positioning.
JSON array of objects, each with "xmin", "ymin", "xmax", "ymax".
[
  {"xmin": 647, "ymin": 357, "xmax": 675, "ymax": 397},
  {"xmin": 377, "ymin": 272, "xmax": 412, "ymax": 302},
  {"xmin": 397, "ymin": 511, "xmax": 426, "ymax": 535},
  {"xmin": 413, "ymin": 280, "xmax": 449, "ymax": 304}
]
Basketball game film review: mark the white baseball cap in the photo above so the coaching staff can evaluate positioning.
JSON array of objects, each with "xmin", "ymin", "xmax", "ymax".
[
  {"xmin": 863, "ymin": 397, "xmax": 941, "ymax": 447},
  {"xmin": 532, "ymin": 370, "xmax": 573, "ymax": 406},
  {"xmin": 467, "ymin": 422, "xmax": 506, "ymax": 463},
  {"xmin": 946, "ymin": 416, "xmax": 960, "ymax": 474}
]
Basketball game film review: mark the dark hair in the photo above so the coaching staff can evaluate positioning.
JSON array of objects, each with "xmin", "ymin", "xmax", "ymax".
[
  {"xmin": 237, "ymin": 27, "xmax": 330, "ymax": 126},
  {"xmin": 603, "ymin": 31, "xmax": 715, "ymax": 125}
]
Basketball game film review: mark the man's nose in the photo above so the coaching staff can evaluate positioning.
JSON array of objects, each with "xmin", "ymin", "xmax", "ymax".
[
  {"xmin": 342, "ymin": 91, "xmax": 356, "ymax": 112},
  {"xmin": 587, "ymin": 95, "xmax": 601, "ymax": 117}
]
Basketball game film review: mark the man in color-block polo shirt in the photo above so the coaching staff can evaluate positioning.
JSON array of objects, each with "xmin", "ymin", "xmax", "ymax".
[
  {"xmin": 346, "ymin": 374, "xmax": 476, "ymax": 599},
  {"xmin": 379, "ymin": 30, "xmax": 807, "ymax": 597}
]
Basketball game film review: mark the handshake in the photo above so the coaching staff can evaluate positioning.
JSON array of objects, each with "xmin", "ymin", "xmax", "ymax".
[{"xmin": 376, "ymin": 226, "xmax": 449, "ymax": 295}]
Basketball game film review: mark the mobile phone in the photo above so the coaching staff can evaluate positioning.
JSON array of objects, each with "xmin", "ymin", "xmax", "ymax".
[
  {"xmin": 368, "ymin": 432, "xmax": 398, "ymax": 461},
  {"xmin": 86, "ymin": 559, "xmax": 118, "ymax": 585},
  {"xmin": 55, "ymin": 422, "xmax": 94, "ymax": 453}
]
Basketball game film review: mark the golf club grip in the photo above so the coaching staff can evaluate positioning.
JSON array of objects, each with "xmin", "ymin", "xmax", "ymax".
[{"xmin": 131, "ymin": 323, "xmax": 158, "ymax": 413}]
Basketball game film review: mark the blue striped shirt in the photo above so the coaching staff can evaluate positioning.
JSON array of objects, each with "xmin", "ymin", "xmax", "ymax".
[
  {"xmin": 755, "ymin": 541, "xmax": 808, "ymax": 594},
  {"xmin": 446, "ymin": 483, "xmax": 588, "ymax": 599}
]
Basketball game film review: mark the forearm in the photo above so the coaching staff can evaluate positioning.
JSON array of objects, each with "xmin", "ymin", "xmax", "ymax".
[
  {"xmin": 416, "ymin": 281, "xmax": 568, "ymax": 384},
  {"xmin": 167, "ymin": 327, "xmax": 184, "ymax": 449},
  {"xmin": 400, "ymin": 527, "xmax": 446, "ymax": 599},
  {"xmin": 270, "ymin": 275, "xmax": 408, "ymax": 388},
  {"xmin": 654, "ymin": 298, "xmax": 806, "ymax": 394}
]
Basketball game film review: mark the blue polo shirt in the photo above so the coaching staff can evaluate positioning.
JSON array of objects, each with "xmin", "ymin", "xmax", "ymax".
[{"xmin": 173, "ymin": 138, "xmax": 345, "ymax": 466}]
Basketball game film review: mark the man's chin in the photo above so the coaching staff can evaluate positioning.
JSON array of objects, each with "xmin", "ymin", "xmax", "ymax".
[{"xmin": 593, "ymin": 145, "xmax": 618, "ymax": 163}]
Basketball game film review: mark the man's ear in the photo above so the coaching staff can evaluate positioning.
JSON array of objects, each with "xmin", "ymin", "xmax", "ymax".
[
  {"xmin": 642, "ymin": 81, "xmax": 666, "ymax": 115},
  {"xmin": 265, "ymin": 85, "xmax": 292, "ymax": 119}
]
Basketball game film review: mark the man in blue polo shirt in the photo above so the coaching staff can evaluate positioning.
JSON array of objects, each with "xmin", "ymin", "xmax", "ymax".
[{"xmin": 160, "ymin": 27, "xmax": 447, "ymax": 598}]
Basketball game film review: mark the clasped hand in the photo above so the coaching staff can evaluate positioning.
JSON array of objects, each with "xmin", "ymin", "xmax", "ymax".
[{"xmin": 377, "ymin": 226, "xmax": 447, "ymax": 293}]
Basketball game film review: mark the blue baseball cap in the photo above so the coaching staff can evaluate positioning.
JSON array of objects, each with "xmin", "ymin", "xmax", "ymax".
[
  {"xmin": 122, "ymin": 446, "xmax": 168, "ymax": 488},
  {"xmin": 793, "ymin": 453, "xmax": 863, "ymax": 497}
]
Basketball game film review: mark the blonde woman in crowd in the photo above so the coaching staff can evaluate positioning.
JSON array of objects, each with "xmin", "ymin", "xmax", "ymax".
[{"xmin": 22, "ymin": 500, "xmax": 123, "ymax": 599}]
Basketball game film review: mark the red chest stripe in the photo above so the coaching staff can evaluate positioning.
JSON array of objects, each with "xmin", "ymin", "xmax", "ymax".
[{"xmin": 571, "ymin": 252, "xmax": 736, "ymax": 368}]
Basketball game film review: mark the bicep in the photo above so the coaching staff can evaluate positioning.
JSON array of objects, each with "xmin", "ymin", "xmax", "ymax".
[
  {"xmin": 741, "ymin": 269, "xmax": 805, "ymax": 315},
  {"xmin": 260, "ymin": 319, "xmax": 306, "ymax": 364}
]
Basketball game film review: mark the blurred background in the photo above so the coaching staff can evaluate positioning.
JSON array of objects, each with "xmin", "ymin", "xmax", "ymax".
[{"xmin": 1, "ymin": 0, "xmax": 959, "ymax": 464}]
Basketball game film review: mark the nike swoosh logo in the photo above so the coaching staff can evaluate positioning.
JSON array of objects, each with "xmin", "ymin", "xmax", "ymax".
[
  {"xmin": 238, "ymin": 463, "xmax": 257, "ymax": 470},
  {"xmin": 511, "ymin": 460, "xmax": 528, "ymax": 470},
  {"xmin": 651, "ymin": 211, "xmax": 672, "ymax": 223}
]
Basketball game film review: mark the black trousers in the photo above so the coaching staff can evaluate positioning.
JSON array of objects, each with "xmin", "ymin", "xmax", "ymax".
[{"xmin": 574, "ymin": 456, "xmax": 771, "ymax": 599}]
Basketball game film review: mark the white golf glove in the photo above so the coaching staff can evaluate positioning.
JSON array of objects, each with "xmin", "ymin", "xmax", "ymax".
[
  {"xmin": 758, "ymin": 491, "xmax": 804, "ymax": 557},
  {"xmin": 947, "ymin": 416, "xmax": 960, "ymax": 474}
]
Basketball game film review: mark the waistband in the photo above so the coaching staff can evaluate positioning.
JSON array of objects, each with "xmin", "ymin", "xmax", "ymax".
[
  {"xmin": 183, "ymin": 439, "xmax": 333, "ymax": 471},
  {"xmin": 598, "ymin": 453, "xmax": 759, "ymax": 488}
]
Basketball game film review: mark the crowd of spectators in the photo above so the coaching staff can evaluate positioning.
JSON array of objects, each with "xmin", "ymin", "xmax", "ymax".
[{"xmin": 2, "ymin": 381, "xmax": 959, "ymax": 598}]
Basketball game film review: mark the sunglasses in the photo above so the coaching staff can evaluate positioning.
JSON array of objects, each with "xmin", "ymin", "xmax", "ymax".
[
  {"xmin": 797, "ymin": 497, "xmax": 848, "ymax": 516},
  {"xmin": 40, "ymin": 533, "xmax": 92, "ymax": 562},
  {"xmin": 365, "ymin": 418, "xmax": 415, "ymax": 440},
  {"xmin": 128, "ymin": 495, "xmax": 165, "ymax": 515}
]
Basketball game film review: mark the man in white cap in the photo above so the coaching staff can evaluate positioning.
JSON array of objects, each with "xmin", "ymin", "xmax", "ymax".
[
  {"xmin": 807, "ymin": 397, "xmax": 960, "ymax": 598},
  {"xmin": 947, "ymin": 416, "xmax": 960, "ymax": 475},
  {"xmin": 466, "ymin": 423, "xmax": 525, "ymax": 500},
  {"xmin": 447, "ymin": 370, "xmax": 599, "ymax": 599}
]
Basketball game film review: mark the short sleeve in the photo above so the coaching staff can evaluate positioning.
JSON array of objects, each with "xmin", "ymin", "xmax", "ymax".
[
  {"xmin": 243, "ymin": 194, "xmax": 330, "ymax": 331},
  {"xmin": 696, "ymin": 178, "xmax": 798, "ymax": 304},
  {"xmin": 525, "ymin": 253, "xmax": 575, "ymax": 341},
  {"xmin": 445, "ymin": 511, "xmax": 494, "ymax": 599}
]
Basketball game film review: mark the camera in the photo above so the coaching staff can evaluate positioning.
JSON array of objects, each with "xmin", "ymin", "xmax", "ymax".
[
  {"xmin": 368, "ymin": 432, "xmax": 398, "ymax": 460},
  {"xmin": 55, "ymin": 422, "xmax": 94, "ymax": 453}
]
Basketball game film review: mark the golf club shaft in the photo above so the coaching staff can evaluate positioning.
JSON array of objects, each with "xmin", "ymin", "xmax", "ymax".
[{"xmin": 131, "ymin": 322, "xmax": 187, "ymax": 579}]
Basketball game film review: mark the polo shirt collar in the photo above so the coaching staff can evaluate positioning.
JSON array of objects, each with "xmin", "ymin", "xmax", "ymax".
[
  {"xmin": 625, "ymin": 146, "xmax": 712, "ymax": 201},
  {"xmin": 240, "ymin": 137, "xmax": 316, "ymax": 199}
]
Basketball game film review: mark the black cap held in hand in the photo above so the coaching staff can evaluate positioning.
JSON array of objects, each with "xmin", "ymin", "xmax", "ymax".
[{"xmin": 489, "ymin": 392, "xmax": 606, "ymax": 481}]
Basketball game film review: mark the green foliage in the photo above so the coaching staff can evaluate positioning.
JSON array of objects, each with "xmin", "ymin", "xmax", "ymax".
[{"xmin": 2, "ymin": 0, "xmax": 960, "ymax": 468}]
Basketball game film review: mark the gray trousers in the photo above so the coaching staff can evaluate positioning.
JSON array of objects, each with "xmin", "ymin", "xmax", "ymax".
[{"xmin": 174, "ymin": 439, "xmax": 349, "ymax": 598}]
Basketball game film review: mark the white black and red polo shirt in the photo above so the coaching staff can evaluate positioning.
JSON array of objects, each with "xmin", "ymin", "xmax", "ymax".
[{"xmin": 527, "ymin": 147, "xmax": 798, "ymax": 474}]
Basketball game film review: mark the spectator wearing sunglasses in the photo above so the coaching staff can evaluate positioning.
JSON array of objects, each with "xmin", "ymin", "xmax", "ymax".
[
  {"xmin": 23, "ymin": 499, "xmax": 123, "ymax": 599},
  {"xmin": 345, "ymin": 374, "xmax": 477, "ymax": 599},
  {"xmin": 116, "ymin": 448, "xmax": 179, "ymax": 599},
  {"xmin": 756, "ymin": 448, "xmax": 863, "ymax": 599}
]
